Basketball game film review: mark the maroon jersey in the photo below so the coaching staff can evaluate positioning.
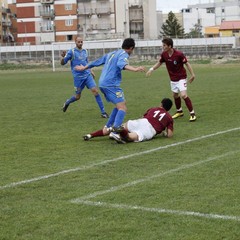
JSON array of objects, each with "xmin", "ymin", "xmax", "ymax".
[
  {"xmin": 159, "ymin": 49, "xmax": 187, "ymax": 81},
  {"xmin": 143, "ymin": 107, "xmax": 173, "ymax": 134}
]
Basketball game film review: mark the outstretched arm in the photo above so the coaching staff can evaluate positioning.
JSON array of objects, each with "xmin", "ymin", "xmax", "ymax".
[
  {"xmin": 124, "ymin": 65, "xmax": 146, "ymax": 72},
  {"xmin": 146, "ymin": 61, "xmax": 162, "ymax": 77}
]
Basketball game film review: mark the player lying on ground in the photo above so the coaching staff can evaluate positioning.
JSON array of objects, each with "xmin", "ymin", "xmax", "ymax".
[{"xmin": 83, "ymin": 98, "xmax": 174, "ymax": 144}]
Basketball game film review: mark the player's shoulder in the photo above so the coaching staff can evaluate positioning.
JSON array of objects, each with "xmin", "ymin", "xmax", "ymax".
[{"xmin": 173, "ymin": 48, "xmax": 185, "ymax": 56}]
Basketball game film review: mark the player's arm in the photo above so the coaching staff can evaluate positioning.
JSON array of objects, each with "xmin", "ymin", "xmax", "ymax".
[
  {"xmin": 146, "ymin": 61, "xmax": 162, "ymax": 77},
  {"xmin": 60, "ymin": 51, "xmax": 66, "ymax": 65},
  {"xmin": 75, "ymin": 55, "xmax": 107, "ymax": 71},
  {"xmin": 185, "ymin": 62, "xmax": 195, "ymax": 83},
  {"xmin": 166, "ymin": 128, "xmax": 173, "ymax": 138},
  {"xmin": 124, "ymin": 65, "xmax": 145, "ymax": 72},
  {"xmin": 91, "ymin": 69, "xmax": 96, "ymax": 79}
]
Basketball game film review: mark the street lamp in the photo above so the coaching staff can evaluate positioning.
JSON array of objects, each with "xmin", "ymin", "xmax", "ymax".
[{"xmin": 20, "ymin": 20, "xmax": 27, "ymax": 44}]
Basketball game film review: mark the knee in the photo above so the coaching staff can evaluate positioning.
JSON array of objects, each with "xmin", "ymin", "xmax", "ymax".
[
  {"xmin": 91, "ymin": 87, "xmax": 98, "ymax": 95},
  {"xmin": 75, "ymin": 94, "xmax": 81, "ymax": 100}
]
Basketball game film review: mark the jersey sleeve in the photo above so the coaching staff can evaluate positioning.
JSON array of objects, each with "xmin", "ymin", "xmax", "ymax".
[
  {"xmin": 159, "ymin": 52, "xmax": 165, "ymax": 63},
  {"xmin": 88, "ymin": 54, "xmax": 107, "ymax": 68},
  {"xmin": 117, "ymin": 52, "xmax": 129, "ymax": 70}
]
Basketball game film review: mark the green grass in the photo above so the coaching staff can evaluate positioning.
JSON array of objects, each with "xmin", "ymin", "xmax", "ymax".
[{"xmin": 0, "ymin": 64, "xmax": 240, "ymax": 240}]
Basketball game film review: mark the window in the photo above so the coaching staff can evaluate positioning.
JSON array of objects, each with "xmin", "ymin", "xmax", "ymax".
[
  {"xmin": 65, "ymin": 19, "xmax": 73, "ymax": 26},
  {"xmin": 67, "ymin": 35, "xmax": 73, "ymax": 41},
  {"xmin": 65, "ymin": 4, "xmax": 72, "ymax": 11},
  {"xmin": 206, "ymin": 8, "xmax": 215, "ymax": 13}
]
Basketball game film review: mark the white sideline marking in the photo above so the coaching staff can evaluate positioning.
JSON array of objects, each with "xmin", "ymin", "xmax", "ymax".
[
  {"xmin": 72, "ymin": 200, "xmax": 240, "ymax": 222},
  {"xmin": 0, "ymin": 127, "xmax": 239, "ymax": 190},
  {"xmin": 71, "ymin": 150, "xmax": 240, "ymax": 222},
  {"xmin": 71, "ymin": 150, "xmax": 239, "ymax": 201}
]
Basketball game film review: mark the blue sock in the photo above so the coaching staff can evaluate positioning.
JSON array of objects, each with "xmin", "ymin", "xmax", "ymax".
[
  {"xmin": 95, "ymin": 94, "xmax": 105, "ymax": 114},
  {"xmin": 113, "ymin": 110, "xmax": 126, "ymax": 128},
  {"xmin": 66, "ymin": 96, "xmax": 77, "ymax": 105},
  {"xmin": 106, "ymin": 108, "xmax": 118, "ymax": 128}
]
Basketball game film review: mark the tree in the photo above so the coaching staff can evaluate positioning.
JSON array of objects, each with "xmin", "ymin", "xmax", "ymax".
[
  {"xmin": 185, "ymin": 23, "xmax": 203, "ymax": 38},
  {"xmin": 160, "ymin": 11, "xmax": 185, "ymax": 39}
]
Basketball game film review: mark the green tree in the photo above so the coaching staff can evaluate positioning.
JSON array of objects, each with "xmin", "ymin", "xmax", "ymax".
[
  {"xmin": 185, "ymin": 23, "xmax": 203, "ymax": 38},
  {"xmin": 160, "ymin": 11, "xmax": 185, "ymax": 38}
]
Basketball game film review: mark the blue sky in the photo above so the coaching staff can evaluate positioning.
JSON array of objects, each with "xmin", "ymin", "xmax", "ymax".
[{"xmin": 157, "ymin": 0, "xmax": 214, "ymax": 13}]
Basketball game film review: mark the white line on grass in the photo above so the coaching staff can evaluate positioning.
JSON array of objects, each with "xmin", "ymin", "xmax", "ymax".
[
  {"xmin": 71, "ymin": 150, "xmax": 239, "ymax": 201},
  {"xmin": 0, "ymin": 127, "xmax": 239, "ymax": 190},
  {"xmin": 72, "ymin": 200, "xmax": 240, "ymax": 222},
  {"xmin": 71, "ymin": 150, "xmax": 240, "ymax": 222}
]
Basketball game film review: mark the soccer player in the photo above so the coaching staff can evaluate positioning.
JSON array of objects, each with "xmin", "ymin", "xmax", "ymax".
[
  {"xmin": 75, "ymin": 38, "xmax": 145, "ymax": 132},
  {"xmin": 146, "ymin": 37, "xmax": 197, "ymax": 122},
  {"xmin": 60, "ymin": 36, "xmax": 108, "ymax": 118},
  {"xmin": 83, "ymin": 98, "xmax": 174, "ymax": 144}
]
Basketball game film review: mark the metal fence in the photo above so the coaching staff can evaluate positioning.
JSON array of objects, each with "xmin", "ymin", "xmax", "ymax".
[{"xmin": 0, "ymin": 37, "xmax": 239, "ymax": 68}]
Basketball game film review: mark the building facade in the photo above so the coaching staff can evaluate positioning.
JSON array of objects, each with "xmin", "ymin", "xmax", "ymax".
[
  {"xmin": 10, "ymin": 0, "xmax": 157, "ymax": 45},
  {"xmin": 0, "ymin": 0, "xmax": 15, "ymax": 44}
]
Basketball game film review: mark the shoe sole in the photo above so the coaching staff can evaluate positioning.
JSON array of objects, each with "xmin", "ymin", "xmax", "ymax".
[
  {"xmin": 111, "ymin": 133, "xmax": 126, "ymax": 144},
  {"xmin": 172, "ymin": 114, "xmax": 184, "ymax": 119}
]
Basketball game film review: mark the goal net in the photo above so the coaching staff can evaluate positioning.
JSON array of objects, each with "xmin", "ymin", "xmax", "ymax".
[{"xmin": 51, "ymin": 39, "xmax": 122, "ymax": 72}]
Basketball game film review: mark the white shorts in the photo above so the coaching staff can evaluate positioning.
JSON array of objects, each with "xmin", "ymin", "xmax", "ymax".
[
  {"xmin": 170, "ymin": 79, "xmax": 187, "ymax": 93},
  {"xmin": 127, "ymin": 119, "xmax": 156, "ymax": 142}
]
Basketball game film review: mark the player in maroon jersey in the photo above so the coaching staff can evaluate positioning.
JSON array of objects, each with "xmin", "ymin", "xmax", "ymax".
[
  {"xmin": 146, "ymin": 37, "xmax": 197, "ymax": 122},
  {"xmin": 83, "ymin": 98, "xmax": 173, "ymax": 144}
]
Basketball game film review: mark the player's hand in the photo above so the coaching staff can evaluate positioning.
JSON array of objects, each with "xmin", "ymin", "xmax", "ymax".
[
  {"xmin": 61, "ymin": 51, "xmax": 66, "ymax": 58},
  {"xmin": 136, "ymin": 66, "xmax": 146, "ymax": 72},
  {"xmin": 146, "ymin": 67, "xmax": 154, "ymax": 77},
  {"xmin": 188, "ymin": 75, "xmax": 195, "ymax": 83},
  {"xmin": 75, "ymin": 65, "xmax": 86, "ymax": 71}
]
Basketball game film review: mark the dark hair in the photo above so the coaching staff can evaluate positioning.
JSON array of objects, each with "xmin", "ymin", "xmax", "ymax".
[
  {"xmin": 162, "ymin": 38, "xmax": 173, "ymax": 48},
  {"xmin": 122, "ymin": 38, "xmax": 135, "ymax": 49},
  {"xmin": 161, "ymin": 98, "xmax": 173, "ymax": 111}
]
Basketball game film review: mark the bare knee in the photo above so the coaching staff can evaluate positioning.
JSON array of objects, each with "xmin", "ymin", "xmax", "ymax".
[{"xmin": 91, "ymin": 87, "xmax": 99, "ymax": 96}]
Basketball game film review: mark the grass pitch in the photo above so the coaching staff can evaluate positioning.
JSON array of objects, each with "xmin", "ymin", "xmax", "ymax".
[{"xmin": 0, "ymin": 64, "xmax": 240, "ymax": 240}]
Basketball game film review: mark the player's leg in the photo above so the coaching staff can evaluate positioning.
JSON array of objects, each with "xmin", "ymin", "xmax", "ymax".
[
  {"xmin": 178, "ymin": 79, "xmax": 196, "ymax": 122},
  {"xmin": 83, "ymin": 126, "xmax": 110, "ymax": 141},
  {"xmin": 62, "ymin": 86, "xmax": 81, "ymax": 112},
  {"xmin": 171, "ymin": 81, "xmax": 184, "ymax": 119},
  {"xmin": 87, "ymin": 75, "xmax": 108, "ymax": 118}
]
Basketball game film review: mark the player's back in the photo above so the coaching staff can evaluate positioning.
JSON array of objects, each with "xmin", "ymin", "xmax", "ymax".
[{"xmin": 99, "ymin": 49, "xmax": 129, "ymax": 88}]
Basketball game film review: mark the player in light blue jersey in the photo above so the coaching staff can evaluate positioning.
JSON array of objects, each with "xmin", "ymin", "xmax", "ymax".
[
  {"xmin": 75, "ymin": 38, "xmax": 145, "ymax": 134},
  {"xmin": 60, "ymin": 36, "xmax": 108, "ymax": 118}
]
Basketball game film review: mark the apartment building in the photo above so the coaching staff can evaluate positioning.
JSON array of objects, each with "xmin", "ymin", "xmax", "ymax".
[
  {"xmin": 0, "ymin": 0, "xmax": 15, "ymax": 44},
  {"xmin": 181, "ymin": 0, "xmax": 240, "ymax": 34},
  {"xmin": 11, "ymin": 0, "xmax": 157, "ymax": 45}
]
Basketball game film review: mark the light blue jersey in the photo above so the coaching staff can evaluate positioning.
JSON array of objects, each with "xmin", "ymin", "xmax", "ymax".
[
  {"xmin": 88, "ymin": 49, "xmax": 129, "ymax": 87},
  {"xmin": 63, "ymin": 48, "xmax": 91, "ymax": 81}
]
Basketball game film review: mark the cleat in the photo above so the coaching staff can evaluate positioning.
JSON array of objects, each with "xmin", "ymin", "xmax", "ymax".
[
  {"xmin": 189, "ymin": 115, "xmax": 197, "ymax": 122},
  {"xmin": 62, "ymin": 102, "xmax": 69, "ymax": 112},
  {"xmin": 112, "ymin": 125, "xmax": 124, "ymax": 133},
  {"xmin": 110, "ymin": 132, "xmax": 126, "ymax": 144},
  {"xmin": 83, "ymin": 134, "xmax": 92, "ymax": 141},
  {"xmin": 109, "ymin": 132, "xmax": 118, "ymax": 140},
  {"xmin": 172, "ymin": 112, "xmax": 184, "ymax": 119},
  {"xmin": 101, "ymin": 112, "xmax": 109, "ymax": 118}
]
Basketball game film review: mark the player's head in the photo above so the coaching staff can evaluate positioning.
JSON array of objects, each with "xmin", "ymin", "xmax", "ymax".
[
  {"xmin": 162, "ymin": 38, "xmax": 173, "ymax": 48},
  {"xmin": 161, "ymin": 98, "xmax": 173, "ymax": 111},
  {"xmin": 122, "ymin": 38, "xmax": 135, "ymax": 53},
  {"xmin": 75, "ymin": 36, "xmax": 83, "ymax": 49}
]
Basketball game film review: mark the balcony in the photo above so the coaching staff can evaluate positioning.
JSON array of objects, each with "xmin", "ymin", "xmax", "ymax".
[
  {"xmin": 1, "ymin": 7, "xmax": 11, "ymax": 14},
  {"xmin": 77, "ymin": 8, "xmax": 93, "ymax": 15},
  {"xmin": 41, "ymin": 0, "xmax": 54, "ymax": 4},
  {"xmin": 39, "ymin": 9, "xmax": 55, "ymax": 18},
  {"xmin": 95, "ymin": 7, "xmax": 111, "ymax": 16},
  {"xmin": 2, "ymin": 20, "xmax": 12, "ymax": 27},
  {"xmin": 40, "ymin": 25, "xmax": 55, "ymax": 32}
]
